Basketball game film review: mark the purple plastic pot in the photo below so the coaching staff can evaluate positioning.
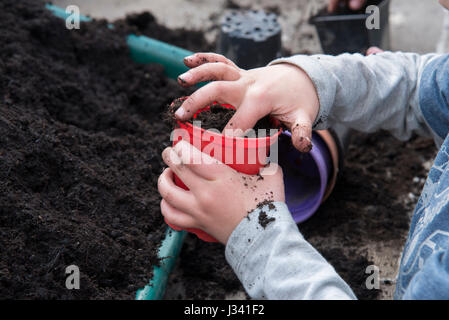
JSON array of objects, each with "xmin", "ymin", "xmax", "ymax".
[{"xmin": 279, "ymin": 131, "xmax": 333, "ymax": 223}]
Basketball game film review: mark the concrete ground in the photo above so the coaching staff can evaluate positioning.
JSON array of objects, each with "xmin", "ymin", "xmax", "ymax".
[
  {"xmin": 52, "ymin": 0, "xmax": 446, "ymax": 300},
  {"xmin": 390, "ymin": 0, "xmax": 445, "ymax": 53}
]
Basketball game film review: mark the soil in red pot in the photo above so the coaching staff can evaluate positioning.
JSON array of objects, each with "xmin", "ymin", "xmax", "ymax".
[{"xmin": 168, "ymin": 98, "xmax": 280, "ymax": 135}]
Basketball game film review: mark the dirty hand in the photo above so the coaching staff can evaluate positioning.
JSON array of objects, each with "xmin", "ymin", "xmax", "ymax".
[
  {"xmin": 328, "ymin": 0, "xmax": 366, "ymax": 12},
  {"xmin": 158, "ymin": 141, "xmax": 285, "ymax": 244},
  {"xmin": 175, "ymin": 53, "xmax": 319, "ymax": 153}
]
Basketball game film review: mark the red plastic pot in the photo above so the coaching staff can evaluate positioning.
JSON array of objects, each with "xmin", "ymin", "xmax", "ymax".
[{"xmin": 166, "ymin": 97, "xmax": 282, "ymax": 242}]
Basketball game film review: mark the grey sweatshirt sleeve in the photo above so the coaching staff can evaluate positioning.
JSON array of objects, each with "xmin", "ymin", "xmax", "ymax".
[
  {"xmin": 270, "ymin": 52, "xmax": 441, "ymax": 142},
  {"xmin": 225, "ymin": 202, "xmax": 356, "ymax": 300},
  {"xmin": 224, "ymin": 52, "xmax": 444, "ymax": 300}
]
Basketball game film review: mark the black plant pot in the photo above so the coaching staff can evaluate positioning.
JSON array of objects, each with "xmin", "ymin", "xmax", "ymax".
[
  {"xmin": 310, "ymin": 0, "xmax": 390, "ymax": 55},
  {"xmin": 217, "ymin": 10, "xmax": 282, "ymax": 69}
]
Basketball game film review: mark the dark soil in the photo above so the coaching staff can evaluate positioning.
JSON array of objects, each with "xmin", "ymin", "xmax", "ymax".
[
  {"xmin": 167, "ymin": 98, "xmax": 279, "ymax": 135},
  {"xmin": 0, "ymin": 0, "xmax": 243, "ymax": 299},
  {"xmin": 115, "ymin": 12, "xmax": 215, "ymax": 53},
  {"xmin": 0, "ymin": 0, "xmax": 175, "ymax": 299},
  {"xmin": 258, "ymin": 211, "xmax": 276, "ymax": 229},
  {"xmin": 167, "ymin": 236, "xmax": 243, "ymax": 300},
  {"xmin": 257, "ymin": 199, "xmax": 276, "ymax": 210},
  {"xmin": 191, "ymin": 104, "xmax": 236, "ymax": 131},
  {"xmin": 252, "ymin": 197, "xmax": 278, "ymax": 229}
]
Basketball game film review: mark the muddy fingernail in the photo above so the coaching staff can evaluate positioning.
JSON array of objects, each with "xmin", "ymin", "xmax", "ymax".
[
  {"xmin": 302, "ymin": 137, "xmax": 312, "ymax": 152},
  {"xmin": 177, "ymin": 75, "xmax": 187, "ymax": 85},
  {"xmin": 184, "ymin": 55, "xmax": 194, "ymax": 60},
  {"xmin": 175, "ymin": 107, "xmax": 185, "ymax": 119},
  {"xmin": 296, "ymin": 136, "xmax": 312, "ymax": 153},
  {"xmin": 179, "ymin": 72, "xmax": 192, "ymax": 83}
]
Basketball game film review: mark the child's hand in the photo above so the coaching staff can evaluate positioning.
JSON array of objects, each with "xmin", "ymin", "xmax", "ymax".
[
  {"xmin": 158, "ymin": 141, "xmax": 285, "ymax": 244},
  {"xmin": 328, "ymin": 0, "xmax": 366, "ymax": 12},
  {"xmin": 175, "ymin": 53, "xmax": 319, "ymax": 153}
]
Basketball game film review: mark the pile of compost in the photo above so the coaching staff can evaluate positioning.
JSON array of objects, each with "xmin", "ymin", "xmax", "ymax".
[
  {"xmin": 0, "ymin": 0, "xmax": 244, "ymax": 299},
  {"xmin": 116, "ymin": 12, "xmax": 215, "ymax": 53}
]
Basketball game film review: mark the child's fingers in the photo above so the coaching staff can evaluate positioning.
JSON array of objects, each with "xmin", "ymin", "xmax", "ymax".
[
  {"xmin": 223, "ymin": 99, "xmax": 265, "ymax": 135},
  {"xmin": 349, "ymin": 0, "xmax": 365, "ymax": 11},
  {"xmin": 327, "ymin": 0, "xmax": 339, "ymax": 12},
  {"xmin": 158, "ymin": 168, "xmax": 198, "ymax": 213},
  {"xmin": 327, "ymin": 0, "xmax": 365, "ymax": 12},
  {"xmin": 173, "ymin": 141, "xmax": 210, "ymax": 170},
  {"xmin": 174, "ymin": 81, "xmax": 242, "ymax": 120},
  {"xmin": 161, "ymin": 148, "xmax": 203, "ymax": 190},
  {"xmin": 173, "ymin": 141, "xmax": 229, "ymax": 180},
  {"xmin": 183, "ymin": 52, "xmax": 239, "ymax": 69},
  {"xmin": 177, "ymin": 62, "xmax": 241, "ymax": 87},
  {"xmin": 161, "ymin": 199, "xmax": 198, "ymax": 229},
  {"xmin": 366, "ymin": 46, "xmax": 384, "ymax": 56}
]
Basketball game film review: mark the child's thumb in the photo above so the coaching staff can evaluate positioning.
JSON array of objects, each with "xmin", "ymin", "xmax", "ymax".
[{"xmin": 290, "ymin": 118, "xmax": 313, "ymax": 153}]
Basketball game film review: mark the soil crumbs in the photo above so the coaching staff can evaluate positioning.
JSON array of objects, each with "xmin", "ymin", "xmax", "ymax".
[{"xmin": 258, "ymin": 211, "xmax": 276, "ymax": 229}]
